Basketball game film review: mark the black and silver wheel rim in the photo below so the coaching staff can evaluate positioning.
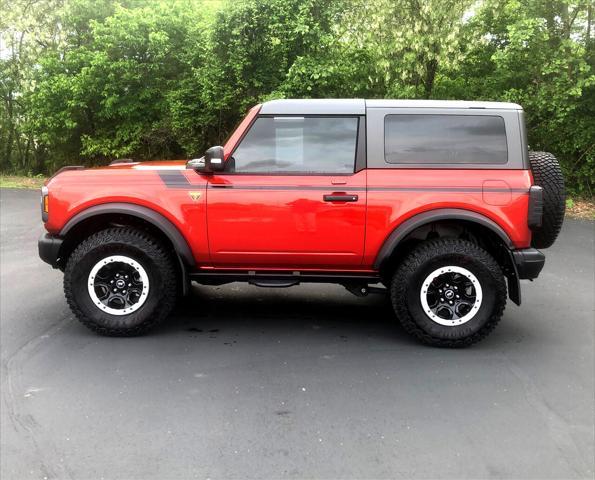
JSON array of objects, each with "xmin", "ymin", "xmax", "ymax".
[
  {"xmin": 420, "ymin": 266, "xmax": 483, "ymax": 326},
  {"xmin": 87, "ymin": 255, "xmax": 149, "ymax": 315}
]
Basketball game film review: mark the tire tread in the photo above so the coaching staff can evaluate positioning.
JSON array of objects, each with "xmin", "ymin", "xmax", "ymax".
[
  {"xmin": 529, "ymin": 151, "xmax": 565, "ymax": 249},
  {"xmin": 391, "ymin": 238, "xmax": 507, "ymax": 348},
  {"xmin": 64, "ymin": 227, "xmax": 177, "ymax": 336}
]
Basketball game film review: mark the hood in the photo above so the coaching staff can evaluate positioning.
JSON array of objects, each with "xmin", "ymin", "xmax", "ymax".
[
  {"xmin": 103, "ymin": 160, "xmax": 187, "ymax": 171},
  {"xmin": 45, "ymin": 160, "xmax": 190, "ymax": 189}
]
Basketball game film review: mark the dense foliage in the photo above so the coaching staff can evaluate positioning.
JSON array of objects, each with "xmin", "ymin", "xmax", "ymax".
[{"xmin": 1, "ymin": 0, "xmax": 593, "ymax": 193}]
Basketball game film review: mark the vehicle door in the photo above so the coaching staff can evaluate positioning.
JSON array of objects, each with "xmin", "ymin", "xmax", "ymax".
[{"xmin": 206, "ymin": 114, "xmax": 367, "ymax": 269}]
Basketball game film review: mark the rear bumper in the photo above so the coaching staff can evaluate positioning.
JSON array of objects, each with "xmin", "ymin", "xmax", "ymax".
[
  {"xmin": 38, "ymin": 233, "xmax": 63, "ymax": 268},
  {"xmin": 512, "ymin": 248, "xmax": 545, "ymax": 280}
]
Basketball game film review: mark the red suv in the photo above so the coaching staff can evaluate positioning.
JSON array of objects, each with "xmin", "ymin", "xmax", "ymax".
[{"xmin": 38, "ymin": 99, "xmax": 565, "ymax": 346}]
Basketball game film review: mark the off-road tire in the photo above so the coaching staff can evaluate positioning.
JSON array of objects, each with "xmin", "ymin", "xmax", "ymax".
[
  {"xmin": 529, "ymin": 151, "xmax": 565, "ymax": 249},
  {"xmin": 391, "ymin": 238, "xmax": 507, "ymax": 348},
  {"xmin": 64, "ymin": 228, "xmax": 177, "ymax": 336}
]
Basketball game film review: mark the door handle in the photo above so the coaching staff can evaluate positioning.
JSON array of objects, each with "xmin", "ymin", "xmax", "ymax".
[{"xmin": 323, "ymin": 194, "xmax": 358, "ymax": 202}]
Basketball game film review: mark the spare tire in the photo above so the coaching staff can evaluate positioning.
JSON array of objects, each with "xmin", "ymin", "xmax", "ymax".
[{"xmin": 529, "ymin": 151, "xmax": 565, "ymax": 249}]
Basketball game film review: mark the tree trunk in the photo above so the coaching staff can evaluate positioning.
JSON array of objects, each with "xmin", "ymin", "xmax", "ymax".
[
  {"xmin": 423, "ymin": 59, "xmax": 438, "ymax": 99},
  {"xmin": 2, "ymin": 93, "xmax": 14, "ymax": 171},
  {"xmin": 587, "ymin": 3, "xmax": 592, "ymax": 49}
]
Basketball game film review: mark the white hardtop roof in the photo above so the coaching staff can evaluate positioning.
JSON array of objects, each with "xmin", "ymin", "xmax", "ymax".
[
  {"xmin": 260, "ymin": 99, "xmax": 522, "ymax": 115},
  {"xmin": 260, "ymin": 99, "xmax": 366, "ymax": 115}
]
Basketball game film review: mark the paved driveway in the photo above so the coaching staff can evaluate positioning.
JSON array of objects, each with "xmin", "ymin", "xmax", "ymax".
[{"xmin": 1, "ymin": 188, "xmax": 593, "ymax": 479}]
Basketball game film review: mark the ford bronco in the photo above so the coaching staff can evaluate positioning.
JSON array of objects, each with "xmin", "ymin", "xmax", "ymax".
[{"xmin": 38, "ymin": 99, "xmax": 565, "ymax": 347}]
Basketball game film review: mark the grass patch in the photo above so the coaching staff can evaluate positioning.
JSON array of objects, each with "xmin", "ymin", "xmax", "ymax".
[
  {"xmin": 566, "ymin": 197, "xmax": 595, "ymax": 220},
  {"xmin": 0, "ymin": 175, "xmax": 47, "ymax": 189}
]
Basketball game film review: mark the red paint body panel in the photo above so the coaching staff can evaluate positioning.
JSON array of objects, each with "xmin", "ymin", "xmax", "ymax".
[
  {"xmin": 45, "ymin": 162, "xmax": 211, "ymax": 265},
  {"xmin": 363, "ymin": 169, "xmax": 533, "ymax": 265},
  {"xmin": 205, "ymin": 171, "xmax": 367, "ymax": 268},
  {"xmin": 43, "ymin": 111, "xmax": 534, "ymax": 274}
]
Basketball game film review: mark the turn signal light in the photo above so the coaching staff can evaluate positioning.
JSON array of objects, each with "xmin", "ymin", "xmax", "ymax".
[{"xmin": 41, "ymin": 186, "xmax": 49, "ymax": 221}]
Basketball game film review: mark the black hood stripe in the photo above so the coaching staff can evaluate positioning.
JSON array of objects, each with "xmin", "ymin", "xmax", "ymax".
[{"xmin": 158, "ymin": 171, "xmax": 192, "ymax": 188}]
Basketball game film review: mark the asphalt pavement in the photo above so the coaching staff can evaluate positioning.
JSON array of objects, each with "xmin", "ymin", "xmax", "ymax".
[{"xmin": 1, "ymin": 187, "xmax": 594, "ymax": 479}]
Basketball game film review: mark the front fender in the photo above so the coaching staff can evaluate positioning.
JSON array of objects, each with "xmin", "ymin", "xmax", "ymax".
[{"xmin": 60, "ymin": 202, "xmax": 195, "ymax": 267}]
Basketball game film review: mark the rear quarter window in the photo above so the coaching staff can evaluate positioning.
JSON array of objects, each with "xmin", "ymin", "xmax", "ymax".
[{"xmin": 384, "ymin": 114, "xmax": 508, "ymax": 165}]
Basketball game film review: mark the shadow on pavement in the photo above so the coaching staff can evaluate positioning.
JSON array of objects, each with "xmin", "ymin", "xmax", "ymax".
[{"xmin": 152, "ymin": 283, "xmax": 418, "ymax": 344}]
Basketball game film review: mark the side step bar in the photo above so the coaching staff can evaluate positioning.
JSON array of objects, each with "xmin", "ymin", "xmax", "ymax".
[{"xmin": 189, "ymin": 271, "xmax": 381, "ymax": 288}]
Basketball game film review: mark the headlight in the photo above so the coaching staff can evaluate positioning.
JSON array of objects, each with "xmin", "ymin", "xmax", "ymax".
[{"xmin": 41, "ymin": 186, "xmax": 49, "ymax": 222}]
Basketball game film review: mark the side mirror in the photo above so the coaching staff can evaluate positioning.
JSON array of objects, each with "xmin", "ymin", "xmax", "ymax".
[{"xmin": 187, "ymin": 146, "xmax": 225, "ymax": 173}]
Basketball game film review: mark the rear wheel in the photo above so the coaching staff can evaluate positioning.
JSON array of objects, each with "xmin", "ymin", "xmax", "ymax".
[
  {"xmin": 390, "ymin": 238, "xmax": 507, "ymax": 347},
  {"xmin": 64, "ymin": 228, "xmax": 177, "ymax": 336}
]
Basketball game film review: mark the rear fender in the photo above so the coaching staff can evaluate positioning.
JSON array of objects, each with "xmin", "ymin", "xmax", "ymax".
[{"xmin": 374, "ymin": 208, "xmax": 521, "ymax": 305}]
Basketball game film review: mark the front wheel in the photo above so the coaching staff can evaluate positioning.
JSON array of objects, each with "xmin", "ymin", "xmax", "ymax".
[
  {"xmin": 64, "ymin": 228, "xmax": 178, "ymax": 336},
  {"xmin": 391, "ymin": 238, "xmax": 507, "ymax": 347}
]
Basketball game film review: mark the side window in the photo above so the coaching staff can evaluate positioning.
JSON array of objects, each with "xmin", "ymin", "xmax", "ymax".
[
  {"xmin": 231, "ymin": 116, "xmax": 359, "ymax": 174},
  {"xmin": 384, "ymin": 114, "xmax": 508, "ymax": 165}
]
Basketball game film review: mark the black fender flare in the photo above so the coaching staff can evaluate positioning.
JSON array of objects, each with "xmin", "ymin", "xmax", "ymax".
[
  {"xmin": 374, "ymin": 208, "xmax": 513, "ymax": 270},
  {"xmin": 61, "ymin": 203, "xmax": 195, "ymax": 266},
  {"xmin": 60, "ymin": 203, "xmax": 195, "ymax": 295},
  {"xmin": 373, "ymin": 208, "xmax": 520, "ymax": 305}
]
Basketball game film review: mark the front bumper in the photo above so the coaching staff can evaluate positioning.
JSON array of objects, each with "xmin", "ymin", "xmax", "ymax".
[
  {"xmin": 512, "ymin": 248, "xmax": 545, "ymax": 280},
  {"xmin": 38, "ymin": 233, "xmax": 63, "ymax": 268}
]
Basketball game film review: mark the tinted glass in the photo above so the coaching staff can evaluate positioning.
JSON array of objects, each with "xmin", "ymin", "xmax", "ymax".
[
  {"xmin": 384, "ymin": 114, "xmax": 508, "ymax": 164},
  {"xmin": 232, "ymin": 116, "xmax": 358, "ymax": 173}
]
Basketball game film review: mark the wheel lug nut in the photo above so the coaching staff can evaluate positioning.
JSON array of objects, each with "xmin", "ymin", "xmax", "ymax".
[
  {"xmin": 440, "ymin": 298, "xmax": 444, "ymax": 302},
  {"xmin": 128, "ymin": 283, "xmax": 132, "ymax": 287},
  {"xmin": 123, "ymin": 290, "xmax": 126, "ymax": 294},
  {"xmin": 125, "ymin": 275, "xmax": 128, "ymax": 279},
  {"xmin": 110, "ymin": 280, "xmax": 114, "ymax": 284},
  {"xmin": 456, "ymin": 295, "xmax": 460, "ymax": 298},
  {"xmin": 449, "ymin": 301, "xmax": 454, "ymax": 305}
]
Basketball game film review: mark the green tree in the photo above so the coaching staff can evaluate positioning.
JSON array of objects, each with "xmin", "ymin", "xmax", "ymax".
[
  {"xmin": 0, "ymin": 0, "xmax": 66, "ymax": 172},
  {"xmin": 166, "ymin": 0, "xmax": 344, "ymax": 156},
  {"xmin": 26, "ymin": 1, "xmax": 206, "ymax": 168},
  {"xmin": 278, "ymin": 0, "xmax": 473, "ymax": 99},
  {"xmin": 450, "ymin": 0, "xmax": 594, "ymax": 194}
]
